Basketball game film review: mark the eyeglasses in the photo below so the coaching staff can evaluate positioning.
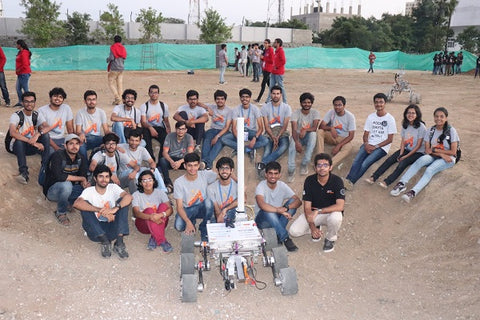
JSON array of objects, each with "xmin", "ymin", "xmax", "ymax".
[
  {"xmin": 316, "ymin": 163, "xmax": 330, "ymax": 168},
  {"xmin": 23, "ymin": 100, "xmax": 35, "ymax": 104},
  {"xmin": 105, "ymin": 142, "xmax": 117, "ymax": 146},
  {"xmin": 219, "ymin": 166, "xmax": 231, "ymax": 171},
  {"xmin": 141, "ymin": 178, "xmax": 153, "ymax": 183},
  {"xmin": 176, "ymin": 127, "xmax": 187, "ymax": 131}
]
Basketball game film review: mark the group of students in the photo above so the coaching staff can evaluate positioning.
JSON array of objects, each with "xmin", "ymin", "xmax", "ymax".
[
  {"xmin": 6, "ymin": 83, "xmax": 460, "ymax": 258},
  {"xmin": 432, "ymin": 51, "xmax": 464, "ymax": 76}
]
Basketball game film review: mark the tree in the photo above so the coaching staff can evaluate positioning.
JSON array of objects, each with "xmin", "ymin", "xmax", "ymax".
[
  {"xmin": 271, "ymin": 19, "xmax": 308, "ymax": 30},
  {"xmin": 20, "ymin": 0, "xmax": 66, "ymax": 47},
  {"xmin": 135, "ymin": 7, "xmax": 164, "ymax": 43},
  {"xmin": 198, "ymin": 9, "xmax": 232, "ymax": 44},
  {"xmin": 93, "ymin": 3, "xmax": 125, "ymax": 43},
  {"xmin": 64, "ymin": 12, "xmax": 92, "ymax": 45},
  {"xmin": 245, "ymin": 20, "xmax": 267, "ymax": 27},
  {"xmin": 163, "ymin": 17, "xmax": 185, "ymax": 24},
  {"xmin": 456, "ymin": 26, "xmax": 480, "ymax": 53}
]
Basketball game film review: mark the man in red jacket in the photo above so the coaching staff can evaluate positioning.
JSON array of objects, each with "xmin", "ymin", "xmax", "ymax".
[
  {"xmin": 268, "ymin": 38, "xmax": 287, "ymax": 103},
  {"xmin": 254, "ymin": 39, "xmax": 274, "ymax": 103},
  {"xmin": 107, "ymin": 35, "xmax": 127, "ymax": 105},
  {"xmin": 0, "ymin": 46, "xmax": 10, "ymax": 107}
]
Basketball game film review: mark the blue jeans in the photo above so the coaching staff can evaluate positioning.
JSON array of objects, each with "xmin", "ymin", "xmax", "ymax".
[
  {"xmin": 255, "ymin": 198, "xmax": 297, "ymax": 242},
  {"xmin": 81, "ymin": 206, "xmax": 129, "ymax": 242},
  {"xmin": 267, "ymin": 74, "xmax": 287, "ymax": 103},
  {"xmin": 201, "ymin": 128, "xmax": 225, "ymax": 168},
  {"xmin": 252, "ymin": 62, "xmax": 261, "ymax": 81},
  {"xmin": 0, "ymin": 71, "xmax": 10, "ymax": 104},
  {"xmin": 400, "ymin": 154, "xmax": 455, "ymax": 195},
  {"xmin": 174, "ymin": 201, "xmax": 213, "ymax": 241},
  {"xmin": 13, "ymin": 133, "xmax": 50, "ymax": 175},
  {"xmin": 79, "ymin": 134, "xmax": 103, "ymax": 162},
  {"xmin": 219, "ymin": 65, "xmax": 226, "ymax": 83},
  {"xmin": 371, "ymin": 150, "xmax": 424, "ymax": 186},
  {"xmin": 262, "ymin": 135, "xmax": 289, "ymax": 164},
  {"xmin": 287, "ymin": 132, "xmax": 316, "ymax": 173},
  {"xmin": 157, "ymin": 156, "xmax": 185, "ymax": 186},
  {"xmin": 47, "ymin": 181, "xmax": 84, "ymax": 215},
  {"xmin": 49, "ymin": 138, "xmax": 66, "ymax": 155},
  {"xmin": 178, "ymin": 111, "xmax": 205, "ymax": 145},
  {"xmin": 16, "ymin": 73, "xmax": 30, "ymax": 102},
  {"xmin": 346, "ymin": 145, "xmax": 387, "ymax": 184},
  {"xmin": 221, "ymin": 129, "xmax": 269, "ymax": 152}
]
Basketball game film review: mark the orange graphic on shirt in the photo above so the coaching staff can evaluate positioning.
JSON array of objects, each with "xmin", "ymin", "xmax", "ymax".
[
  {"xmin": 269, "ymin": 116, "xmax": 281, "ymax": 124},
  {"xmin": 404, "ymin": 136, "xmax": 414, "ymax": 149},
  {"xmin": 123, "ymin": 119, "xmax": 133, "ymax": 128},
  {"xmin": 187, "ymin": 190, "xmax": 204, "ymax": 207},
  {"xmin": 148, "ymin": 113, "xmax": 161, "ymax": 123},
  {"xmin": 95, "ymin": 201, "xmax": 112, "ymax": 219},
  {"xmin": 244, "ymin": 118, "xmax": 251, "ymax": 127},
  {"xmin": 334, "ymin": 122, "xmax": 343, "ymax": 131},
  {"xmin": 433, "ymin": 143, "xmax": 445, "ymax": 150},
  {"xmin": 21, "ymin": 125, "xmax": 35, "ymax": 137},
  {"xmin": 301, "ymin": 121, "xmax": 311, "ymax": 130},
  {"xmin": 84, "ymin": 122, "xmax": 98, "ymax": 134},
  {"xmin": 51, "ymin": 118, "xmax": 63, "ymax": 130},
  {"xmin": 213, "ymin": 114, "xmax": 225, "ymax": 124},
  {"xmin": 220, "ymin": 196, "xmax": 234, "ymax": 210},
  {"xmin": 108, "ymin": 163, "xmax": 116, "ymax": 174}
]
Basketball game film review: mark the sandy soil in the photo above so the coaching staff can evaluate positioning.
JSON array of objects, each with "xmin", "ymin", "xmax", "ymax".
[{"xmin": 0, "ymin": 68, "xmax": 479, "ymax": 320}]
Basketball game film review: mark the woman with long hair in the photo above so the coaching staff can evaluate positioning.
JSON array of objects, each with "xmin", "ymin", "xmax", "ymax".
[
  {"xmin": 15, "ymin": 39, "xmax": 31, "ymax": 107},
  {"xmin": 366, "ymin": 104, "xmax": 426, "ymax": 188},
  {"xmin": 390, "ymin": 107, "xmax": 459, "ymax": 203},
  {"xmin": 132, "ymin": 170, "xmax": 173, "ymax": 252}
]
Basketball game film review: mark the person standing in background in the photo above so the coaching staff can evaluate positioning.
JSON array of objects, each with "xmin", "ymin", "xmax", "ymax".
[
  {"xmin": 15, "ymin": 40, "xmax": 31, "ymax": 107},
  {"xmin": 218, "ymin": 44, "xmax": 228, "ymax": 85},
  {"xmin": 367, "ymin": 51, "xmax": 376, "ymax": 73},
  {"xmin": 106, "ymin": 35, "xmax": 127, "ymax": 105},
  {"xmin": 0, "ymin": 45, "xmax": 11, "ymax": 107}
]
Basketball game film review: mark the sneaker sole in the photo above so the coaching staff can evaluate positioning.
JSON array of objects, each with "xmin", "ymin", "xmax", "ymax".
[{"xmin": 323, "ymin": 247, "xmax": 335, "ymax": 253}]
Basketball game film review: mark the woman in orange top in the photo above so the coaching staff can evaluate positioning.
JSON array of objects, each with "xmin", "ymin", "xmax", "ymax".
[{"xmin": 15, "ymin": 40, "xmax": 32, "ymax": 107}]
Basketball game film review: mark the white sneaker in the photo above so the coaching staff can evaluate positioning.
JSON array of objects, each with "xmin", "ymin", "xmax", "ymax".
[
  {"xmin": 300, "ymin": 165, "xmax": 308, "ymax": 176},
  {"xmin": 365, "ymin": 177, "xmax": 375, "ymax": 185},
  {"xmin": 287, "ymin": 172, "xmax": 295, "ymax": 183},
  {"xmin": 390, "ymin": 182, "xmax": 406, "ymax": 196}
]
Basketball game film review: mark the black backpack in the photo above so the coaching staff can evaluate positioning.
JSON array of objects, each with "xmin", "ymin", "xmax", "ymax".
[
  {"xmin": 428, "ymin": 125, "xmax": 461, "ymax": 163},
  {"xmin": 145, "ymin": 100, "xmax": 166, "ymax": 127},
  {"xmin": 88, "ymin": 147, "xmax": 120, "ymax": 169},
  {"xmin": 5, "ymin": 110, "xmax": 38, "ymax": 154}
]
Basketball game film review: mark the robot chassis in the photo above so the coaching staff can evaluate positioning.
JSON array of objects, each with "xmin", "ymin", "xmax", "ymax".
[
  {"xmin": 179, "ymin": 221, "xmax": 298, "ymax": 302},
  {"xmin": 386, "ymin": 72, "xmax": 421, "ymax": 104}
]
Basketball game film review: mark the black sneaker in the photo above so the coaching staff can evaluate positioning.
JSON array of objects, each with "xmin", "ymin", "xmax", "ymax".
[
  {"xmin": 323, "ymin": 239, "xmax": 335, "ymax": 253},
  {"xmin": 113, "ymin": 241, "xmax": 129, "ymax": 259},
  {"xmin": 16, "ymin": 172, "xmax": 29, "ymax": 185},
  {"xmin": 256, "ymin": 162, "xmax": 265, "ymax": 179},
  {"xmin": 283, "ymin": 237, "xmax": 298, "ymax": 252},
  {"xmin": 101, "ymin": 243, "xmax": 111, "ymax": 258}
]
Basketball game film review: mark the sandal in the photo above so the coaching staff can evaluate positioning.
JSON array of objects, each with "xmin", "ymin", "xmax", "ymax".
[
  {"xmin": 56, "ymin": 213, "xmax": 71, "ymax": 226},
  {"xmin": 166, "ymin": 184, "xmax": 174, "ymax": 194}
]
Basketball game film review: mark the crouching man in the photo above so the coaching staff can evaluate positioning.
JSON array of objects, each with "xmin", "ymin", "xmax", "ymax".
[
  {"xmin": 73, "ymin": 164, "xmax": 132, "ymax": 259},
  {"xmin": 289, "ymin": 153, "xmax": 345, "ymax": 252}
]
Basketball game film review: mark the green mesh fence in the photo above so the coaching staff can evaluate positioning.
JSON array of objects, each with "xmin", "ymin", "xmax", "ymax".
[{"xmin": 1, "ymin": 44, "xmax": 476, "ymax": 72}]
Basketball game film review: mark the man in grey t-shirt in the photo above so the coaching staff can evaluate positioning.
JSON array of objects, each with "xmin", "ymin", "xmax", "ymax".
[
  {"xmin": 173, "ymin": 153, "xmax": 216, "ymax": 241},
  {"xmin": 318, "ymin": 96, "xmax": 356, "ymax": 167},
  {"xmin": 173, "ymin": 89, "xmax": 209, "ymax": 147},
  {"xmin": 255, "ymin": 161, "xmax": 302, "ymax": 252}
]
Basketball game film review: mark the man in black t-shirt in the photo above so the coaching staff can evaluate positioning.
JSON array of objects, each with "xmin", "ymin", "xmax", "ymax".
[{"xmin": 289, "ymin": 153, "xmax": 345, "ymax": 252}]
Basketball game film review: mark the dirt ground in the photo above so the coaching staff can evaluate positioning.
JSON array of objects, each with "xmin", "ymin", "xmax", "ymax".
[{"xmin": 0, "ymin": 67, "xmax": 479, "ymax": 320}]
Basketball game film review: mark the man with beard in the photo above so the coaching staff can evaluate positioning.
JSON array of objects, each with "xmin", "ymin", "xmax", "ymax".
[
  {"xmin": 43, "ymin": 134, "xmax": 89, "ymax": 226},
  {"xmin": 38, "ymin": 87, "xmax": 74, "ymax": 153},
  {"xmin": 111, "ymin": 89, "xmax": 142, "ymax": 145},
  {"xmin": 267, "ymin": 38, "xmax": 287, "ymax": 103},
  {"xmin": 207, "ymin": 157, "xmax": 238, "ymax": 227},
  {"xmin": 256, "ymin": 85, "xmax": 292, "ymax": 178},
  {"xmin": 74, "ymin": 165, "xmax": 132, "ymax": 259},
  {"xmin": 289, "ymin": 153, "xmax": 345, "ymax": 253},
  {"xmin": 75, "ymin": 90, "xmax": 110, "ymax": 161},
  {"xmin": 286, "ymin": 92, "xmax": 321, "ymax": 182}
]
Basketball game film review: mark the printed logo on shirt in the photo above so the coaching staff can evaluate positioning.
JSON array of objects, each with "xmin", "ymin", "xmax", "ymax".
[
  {"xmin": 148, "ymin": 113, "xmax": 161, "ymax": 123},
  {"xmin": 405, "ymin": 135, "xmax": 414, "ymax": 149},
  {"xmin": 84, "ymin": 122, "xmax": 98, "ymax": 134},
  {"xmin": 21, "ymin": 125, "xmax": 35, "ymax": 138},
  {"xmin": 301, "ymin": 121, "xmax": 311, "ymax": 130},
  {"xmin": 187, "ymin": 190, "xmax": 204, "ymax": 207},
  {"xmin": 213, "ymin": 114, "xmax": 225, "ymax": 125},
  {"xmin": 244, "ymin": 118, "xmax": 251, "ymax": 127},
  {"xmin": 50, "ymin": 118, "xmax": 63, "ymax": 134},
  {"xmin": 269, "ymin": 116, "xmax": 281, "ymax": 125}
]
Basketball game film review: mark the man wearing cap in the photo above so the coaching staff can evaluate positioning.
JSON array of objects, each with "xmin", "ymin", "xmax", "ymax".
[{"xmin": 43, "ymin": 133, "xmax": 89, "ymax": 226}]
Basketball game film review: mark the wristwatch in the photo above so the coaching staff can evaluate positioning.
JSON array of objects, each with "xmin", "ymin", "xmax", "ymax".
[{"xmin": 116, "ymin": 203, "xmax": 121, "ymax": 209}]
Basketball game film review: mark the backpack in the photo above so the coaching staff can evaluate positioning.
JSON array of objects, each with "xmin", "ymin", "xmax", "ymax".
[
  {"xmin": 5, "ymin": 110, "xmax": 38, "ymax": 154},
  {"xmin": 88, "ymin": 147, "xmax": 120, "ymax": 169},
  {"xmin": 428, "ymin": 125, "xmax": 461, "ymax": 163}
]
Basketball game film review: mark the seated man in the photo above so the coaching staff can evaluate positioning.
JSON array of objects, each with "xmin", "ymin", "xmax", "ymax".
[
  {"xmin": 344, "ymin": 93, "xmax": 396, "ymax": 189},
  {"xmin": 111, "ymin": 89, "xmax": 142, "ymax": 145},
  {"xmin": 207, "ymin": 157, "xmax": 238, "ymax": 227},
  {"xmin": 140, "ymin": 85, "xmax": 171, "ymax": 161},
  {"xmin": 173, "ymin": 89, "xmax": 209, "ymax": 148},
  {"xmin": 255, "ymin": 161, "xmax": 302, "ymax": 252},
  {"xmin": 7, "ymin": 91, "xmax": 50, "ymax": 184},
  {"xmin": 157, "ymin": 121, "xmax": 195, "ymax": 193},
  {"xmin": 289, "ymin": 153, "xmax": 345, "ymax": 253},
  {"xmin": 117, "ymin": 129, "xmax": 167, "ymax": 193},
  {"xmin": 173, "ymin": 153, "xmax": 216, "ymax": 241},
  {"xmin": 38, "ymin": 87, "xmax": 74, "ymax": 154},
  {"xmin": 43, "ymin": 134, "xmax": 89, "ymax": 226},
  {"xmin": 221, "ymin": 88, "xmax": 268, "ymax": 161},
  {"xmin": 89, "ymin": 133, "xmax": 138, "ymax": 186},
  {"xmin": 200, "ymin": 90, "xmax": 232, "ymax": 170},
  {"xmin": 75, "ymin": 90, "xmax": 110, "ymax": 161},
  {"xmin": 257, "ymin": 86, "xmax": 292, "ymax": 177},
  {"xmin": 317, "ymin": 96, "xmax": 356, "ymax": 167},
  {"xmin": 287, "ymin": 92, "xmax": 320, "ymax": 182},
  {"xmin": 73, "ymin": 164, "xmax": 132, "ymax": 259}
]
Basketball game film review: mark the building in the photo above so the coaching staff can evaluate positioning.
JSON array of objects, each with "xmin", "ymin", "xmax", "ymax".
[
  {"xmin": 405, "ymin": 0, "xmax": 421, "ymax": 16},
  {"xmin": 291, "ymin": 1, "xmax": 361, "ymax": 33}
]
